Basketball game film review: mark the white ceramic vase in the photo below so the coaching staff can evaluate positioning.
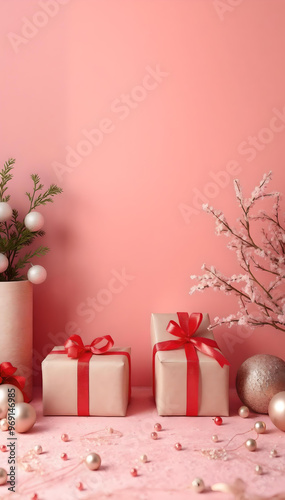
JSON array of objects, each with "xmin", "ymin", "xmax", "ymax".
[{"xmin": 0, "ymin": 281, "xmax": 33, "ymax": 401}]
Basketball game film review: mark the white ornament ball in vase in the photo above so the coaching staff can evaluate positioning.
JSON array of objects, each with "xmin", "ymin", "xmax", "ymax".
[
  {"xmin": 24, "ymin": 212, "xmax": 44, "ymax": 232},
  {"xmin": 27, "ymin": 265, "xmax": 47, "ymax": 284},
  {"xmin": 0, "ymin": 202, "xmax": 12, "ymax": 222},
  {"xmin": 0, "ymin": 254, "xmax": 8, "ymax": 273}
]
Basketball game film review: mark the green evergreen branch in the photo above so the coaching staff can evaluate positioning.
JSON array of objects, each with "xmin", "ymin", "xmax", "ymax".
[
  {"xmin": 0, "ymin": 158, "xmax": 15, "ymax": 201},
  {"xmin": 0, "ymin": 158, "xmax": 62, "ymax": 281},
  {"xmin": 26, "ymin": 175, "xmax": 63, "ymax": 212},
  {"xmin": 15, "ymin": 246, "xmax": 49, "ymax": 270}
]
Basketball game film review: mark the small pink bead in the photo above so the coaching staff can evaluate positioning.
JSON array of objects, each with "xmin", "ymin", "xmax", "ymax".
[
  {"xmin": 76, "ymin": 482, "xmax": 84, "ymax": 491},
  {"xmin": 61, "ymin": 453, "xmax": 68, "ymax": 461},
  {"xmin": 175, "ymin": 442, "xmax": 182, "ymax": 451},
  {"xmin": 130, "ymin": 467, "xmax": 138, "ymax": 477},
  {"xmin": 0, "ymin": 445, "xmax": 7, "ymax": 452},
  {"xmin": 154, "ymin": 423, "xmax": 162, "ymax": 432},
  {"xmin": 151, "ymin": 431, "xmax": 158, "ymax": 440},
  {"xmin": 61, "ymin": 433, "xmax": 69, "ymax": 442},
  {"xmin": 31, "ymin": 494, "xmax": 38, "ymax": 500}
]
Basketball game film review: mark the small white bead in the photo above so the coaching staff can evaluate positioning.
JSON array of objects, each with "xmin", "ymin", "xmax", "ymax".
[
  {"xmin": 255, "ymin": 465, "xmax": 263, "ymax": 475},
  {"xmin": 238, "ymin": 406, "xmax": 249, "ymax": 418},
  {"xmin": 192, "ymin": 477, "xmax": 205, "ymax": 493}
]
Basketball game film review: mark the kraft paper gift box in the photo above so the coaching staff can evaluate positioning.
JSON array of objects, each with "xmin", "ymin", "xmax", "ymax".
[
  {"xmin": 42, "ymin": 335, "xmax": 131, "ymax": 416},
  {"xmin": 151, "ymin": 312, "xmax": 229, "ymax": 416}
]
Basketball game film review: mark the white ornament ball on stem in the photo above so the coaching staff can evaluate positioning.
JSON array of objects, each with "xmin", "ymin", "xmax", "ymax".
[
  {"xmin": 24, "ymin": 212, "xmax": 44, "ymax": 232},
  {"xmin": 0, "ymin": 384, "xmax": 24, "ymax": 419},
  {"xmin": 0, "ymin": 202, "xmax": 12, "ymax": 222},
  {"xmin": 0, "ymin": 254, "xmax": 8, "ymax": 273},
  {"xmin": 27, "ymin": 265, "xmax": 47, "ymax": 284}
]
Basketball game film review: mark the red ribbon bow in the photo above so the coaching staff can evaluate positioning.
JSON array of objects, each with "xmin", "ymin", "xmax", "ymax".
[
  {"xmin": 153, "ymin": 312, "xmax": 229, "ymax": 415},
  {"xmin": 0, "ymin": 362, "xmax": 27, "ymax": 401},
  {"xmin": 64, "ymin": 334, "xmax": 114, "ymax": 358},
  {"xmin": 52, "ymin": 334, "xmax": 131, "ymax": 416}
]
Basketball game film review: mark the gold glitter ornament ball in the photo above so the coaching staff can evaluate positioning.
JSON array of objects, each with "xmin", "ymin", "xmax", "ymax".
[{"xmin": 236, "ymin": 355, "xmax": 285, "ymax": 414}]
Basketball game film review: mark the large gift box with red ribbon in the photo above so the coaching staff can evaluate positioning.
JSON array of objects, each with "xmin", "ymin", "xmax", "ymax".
[
  {"xmin": 151, "ymin": 312, "xmax": 229, "ymax": 416},
  {"xmin": 42, "ymin": 334, "xmax": 131, "ymax": 416}
]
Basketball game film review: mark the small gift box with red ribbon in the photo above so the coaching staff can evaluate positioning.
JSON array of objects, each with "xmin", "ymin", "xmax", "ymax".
[
  {"xmin": 151, "ymin": 312, "xmax": 230, "ymax": 416},
  {"xmin": 42, "ymin": 335, "xmax": 131, "ymax": 416}
]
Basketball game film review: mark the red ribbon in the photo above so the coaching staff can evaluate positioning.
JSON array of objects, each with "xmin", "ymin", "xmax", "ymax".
[
  {"xmin": 153, "ymin": 312, "xmax": 229, "ymax": 416},
  {"xmin": 0, "ymin": 362, "xmax": 28, "ymax": 402},
  {"xmin": 52, "ymin": 335, "xmax": 131, "ymax": 416}
]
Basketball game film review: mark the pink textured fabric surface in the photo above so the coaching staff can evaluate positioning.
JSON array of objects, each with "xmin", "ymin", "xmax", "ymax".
[
  {"xmin": 2, "ymin": 0, "xmax": 285, "ymax": 390},
  {"xmin": 0, "ymin": 388, "xmax": 285, "ymax": 499}
]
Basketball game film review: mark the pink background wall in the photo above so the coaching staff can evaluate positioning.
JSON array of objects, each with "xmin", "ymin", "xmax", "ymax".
[{"xmin": 1, "ymin": 0, "xmax": 285, "ymax": 388}]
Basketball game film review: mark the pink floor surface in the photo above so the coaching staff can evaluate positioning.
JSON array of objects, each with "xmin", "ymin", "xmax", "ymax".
[{"xmin": 0, "ymin": 387, "xmax": 285, "ymax": 500}]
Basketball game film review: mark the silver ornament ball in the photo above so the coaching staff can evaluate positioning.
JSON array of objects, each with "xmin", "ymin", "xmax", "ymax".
[
  {"xmin": 0, "ymin": 254, "xmax": 8, "ymax": 273},
  {"xmin": 24, "ymin": 211, "xmax": 44, "ymax": 232},
  {"xmin": 236, "ymin": 354, "xmax": 285, "ymax": 413},
  {"xmin": 27, "ymin": 265, "xmax": 47, "ymax": 285},
  {"xmin": 0, "ymin": 202, "xmax": 12, "ymax": 222}
]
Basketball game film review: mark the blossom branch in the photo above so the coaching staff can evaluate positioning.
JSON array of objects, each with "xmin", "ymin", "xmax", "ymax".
[{"xmin": 190, "ymin": 172, "xmax": 285, "ymax": 332}]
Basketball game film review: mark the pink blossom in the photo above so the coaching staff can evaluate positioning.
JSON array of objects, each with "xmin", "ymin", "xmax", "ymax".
[{"xmin": 189, "ymin": 172, "xmax": 285, "ymax": 332}]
